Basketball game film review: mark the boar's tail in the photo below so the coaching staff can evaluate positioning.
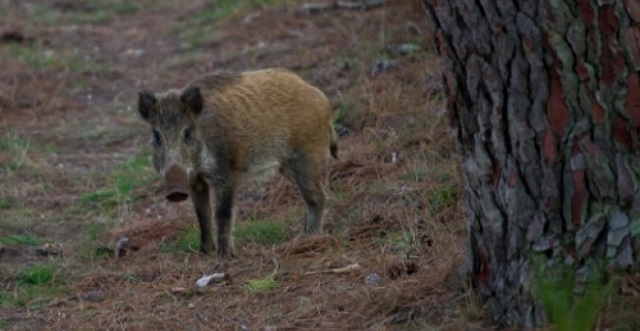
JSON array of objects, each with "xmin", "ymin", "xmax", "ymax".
[{"xmin": 329, "ymin": 123, "xmax": 338, "ymax": 159}]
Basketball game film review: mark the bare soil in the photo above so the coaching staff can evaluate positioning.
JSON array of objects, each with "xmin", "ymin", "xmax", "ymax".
[{"xmin": 0, "ymin": 1, "xmax": 470, "ymax": 330}]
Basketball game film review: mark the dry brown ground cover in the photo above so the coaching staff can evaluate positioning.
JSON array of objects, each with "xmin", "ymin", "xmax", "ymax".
[{"xmin": 0, "ymin": 0, "xmax": 475, "ymax": 329}]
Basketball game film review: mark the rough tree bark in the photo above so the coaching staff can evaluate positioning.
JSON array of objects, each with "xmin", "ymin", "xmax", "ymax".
[{"xmin": 423, "ymin": 0, "xmax": 640, "ymax": 327}]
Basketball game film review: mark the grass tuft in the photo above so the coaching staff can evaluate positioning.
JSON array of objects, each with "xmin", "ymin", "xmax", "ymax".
[
  {"xmin": 234, "ymin": 217, "xmax": 289, "ymax": 246},
  {"xmin": 0, "ymin": 265, "xmax": 64, "ymax": 310},
  {"xmin": 19, "ymin": 264, "xmax": 56, "ymax": 286},
  {"xmin": 531, "ymin": 258, "xmax": 615, "ymax": 331},
  {"xmin": 0, "ymin": 197, "xmax": 12, "ymax": 210},
  {"xmin": 246, "ymin": 276, "xmax": 278, "ymax": 293},
  {"xmin": 0, "ymin": 132, "xmax": 31, "ymax": 171},
  {"xmin": 334, "ymin": 94, "xmax": 354, "ymax": 125},
  {"xmin": 428, "ymin": 185, "xmax": 459, "ymax": 214},
  {"xmin": 80, "ymin": 189, "xmax": 118, "ymax": 204},
  {"xmin": 0, "ymin": 263, "xmax": 64, "ymax": 308},
  {"xmin": 75, "ymin": 153, "xmax": 154, "ymax": 215},
  {"xmin": 162, "ymin": 226, "xmax": 200, "ymax": 253},
  {"xmin": 0, "ymin": 234, "xmax": 41, "ymax": 246},
  {"xmin": 373, "ymin": 230, "xmax": 413, "ymax": 252}
]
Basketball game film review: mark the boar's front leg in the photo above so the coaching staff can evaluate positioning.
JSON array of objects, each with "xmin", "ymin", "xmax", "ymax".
[
  {"xmin": 191, "ymin": 176, "xmax": 214, "ymax": 254},
  {"xmin": 214, "ymin": 182, "xmax": 235, "ymax": 258}
]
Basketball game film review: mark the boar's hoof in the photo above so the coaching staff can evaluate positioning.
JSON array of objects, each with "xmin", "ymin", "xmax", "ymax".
[{"xmin": 166, "ymin": 191, "xmax": 189, "ymax": 202}]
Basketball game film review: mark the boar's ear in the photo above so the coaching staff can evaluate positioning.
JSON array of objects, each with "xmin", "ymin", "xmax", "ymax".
[
  {"xmin": 138, "ymin": 90, "xmax": 157, "ymax": 121},
  {"xmin": 180, "ymin": 86, "xmax": 203, "ymax": 116}
]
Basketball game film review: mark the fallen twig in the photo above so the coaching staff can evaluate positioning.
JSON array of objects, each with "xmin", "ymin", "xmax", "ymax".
[{"xmin": 304, "ymin": 262, "xmax": 361, "ymax": 275}]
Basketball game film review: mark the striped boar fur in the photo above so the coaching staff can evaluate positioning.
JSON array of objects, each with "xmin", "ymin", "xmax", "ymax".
[{"xmin": 137, "ymin": 68, "xmax": 337, "ymax": 257}]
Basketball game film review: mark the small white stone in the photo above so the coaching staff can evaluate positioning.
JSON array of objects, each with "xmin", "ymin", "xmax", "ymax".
[
  {"xmin": 195, "ymin": 273, "xmax": 226, "ymax": 288},
  {"xmin": 365, "ymin": 272, "xmax": 381, "ymax": 286}
]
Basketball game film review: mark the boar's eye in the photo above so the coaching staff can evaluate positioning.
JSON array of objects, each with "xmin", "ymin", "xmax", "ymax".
[
  {"xmin": 183, "ymin": 127, "xmax": 194, "ymax": 144},
  {"xmin": 152, "ymin": 130, "xmax": 162, "ymax": 148}
]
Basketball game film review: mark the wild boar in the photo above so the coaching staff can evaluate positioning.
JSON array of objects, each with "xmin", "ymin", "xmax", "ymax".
[{"xmin": 137, "ymin": 68, "xmax": 337, "ymax": 257}]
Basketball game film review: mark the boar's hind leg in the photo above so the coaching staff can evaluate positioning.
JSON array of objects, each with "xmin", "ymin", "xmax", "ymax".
[
  {"xmin": 286, "ymin": 154, "xmax": 326, "ymax": 234},
  {"xmin": 191, "ymin": 176, "xmax": 214, "ymax": 254},
  {"xmin": 214, "ymin": 183, "xmax": 235, "ymax": 258}
]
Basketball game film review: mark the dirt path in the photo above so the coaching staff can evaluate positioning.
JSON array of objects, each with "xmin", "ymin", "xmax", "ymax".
[{"xmin": 0, "ymin": 1, "xmax": 467, "ymax": 329}]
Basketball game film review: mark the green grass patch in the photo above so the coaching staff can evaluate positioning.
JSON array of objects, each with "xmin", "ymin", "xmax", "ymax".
[
  {"xmin": 19, "ymin": 264, "xmax": 55, "ymax": 286},
  {"xmin": 234, "ymin": 217, "xmax": 289, "ymax": 245},
  {"xmin": 0, "ymin": 263, "xmax": 64, "ymax": 309},
  {"xmin": 0, "ymin": 132, "xmax": 30, "ymax": 153},
  {"xmin": 0, "ymin": 208, "xmax": 40, "ymax": 232},
  {"xmin": 85, "ymin": 222, "xmax": 109, "ymax": 241},
  {"xmin": 531, "ymin": 259, "xmax": 615, "ymax": 331},
  {"xmin": 116, "ymin": 2, "xmax": 143, "ymax": 13},
  {"xmin": 74, "ymin": 153, "xmax": 155, "ymax": 215},
  {"xmin": 114, "ymin": 154, "xmax": 155, "ymax": 194},
  {"xmin": 24, "ymin": 3, "xmax": 62, "ymax": 25},
  {"xmin": 177, "ymin": 25, "xmax": 223, "ymax": 48},
  {"xmin": 63, "ymin": 1, "xmax": 142, "ymax": 24},
  {"xmin": 373, "ymin": 230, "xmax": 412, "ymax": 251},
  {"xmin": 74, "ymin": 189, "xmax": 119, "ymax": 215},
  {"xmin": 0, "ymin": 41, "xmax": 111, "ymax": 75},
  {"xmin": 0, "ymin": 3, "xmax": 8, "ymax": 16},
  {"xmin": 1, "ymin": 43, "xmax": 76, "ymax": 71},
  {"xmin": 162, "ymin": 226, "xmax": 200, "ymax": 253},
  {"xmin": 100, "ymin": 0, "xmax": 149, "ymax": 14},
  {"xmin": 245, "ymin": 276, "xmax": 278, "ymax": 293},
  {"xmin": 0, "ymin": 197, "xmax": 11, "ymax": 209},
  {"xmin": 174, "ymin": 0, "xmax": 290, "ymax": 47},
  {"xmin": 428, "ymin": 185, "xmax": 459, "ymax": 214},
  {"xmin": 0, "ymin": 132, "xmax": 31, "ymax": 171},
  {"xmin": 75, "ymin": 241, "xmax": 112, "ymax": 261},
  {"xmin": 168, "ymin": 50, "xmax": 209, "ymax": 69},
  {"xmin": 0, "ymin": 234, "xmax": 41, "ymax": 246},
  {"xmin": 403, "ymin": 166, "xmax": 430, "ymax": 182},
  {"xmin": 0, "ymin": 283, "xmax": 65, "ymax": 309},
  {"xmin": 68, "ymin": 11, "xmax": 113, "ymax": 24},
  {"xmin": 201, "ymin": 0, "xmax": 287, "ymax": 22},
  {"xmin": 334, "ymin": 96, "xmax": 354, "ymax": 126},
  {"xmin": 20, "ymin": 1, "xmax": 143, "ymax": 26},
  {"xmin": 80, "ymin": 188, "xmax": 118, "ymax": 204}
]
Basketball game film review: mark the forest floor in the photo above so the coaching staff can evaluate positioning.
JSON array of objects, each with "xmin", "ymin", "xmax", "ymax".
[{"xmin": 0, "ymin": 1, "xmax": 476, "ymax": 329}]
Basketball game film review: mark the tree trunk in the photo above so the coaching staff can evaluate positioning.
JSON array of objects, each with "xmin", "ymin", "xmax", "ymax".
[{"xmin": 423, "ymin": 0, "xmax": 640, "ymax": 327}]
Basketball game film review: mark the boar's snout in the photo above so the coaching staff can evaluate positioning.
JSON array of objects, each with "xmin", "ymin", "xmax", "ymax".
[{"xmin": 164, "ymin": 164, "xmax": 189, "ymax": 202}]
